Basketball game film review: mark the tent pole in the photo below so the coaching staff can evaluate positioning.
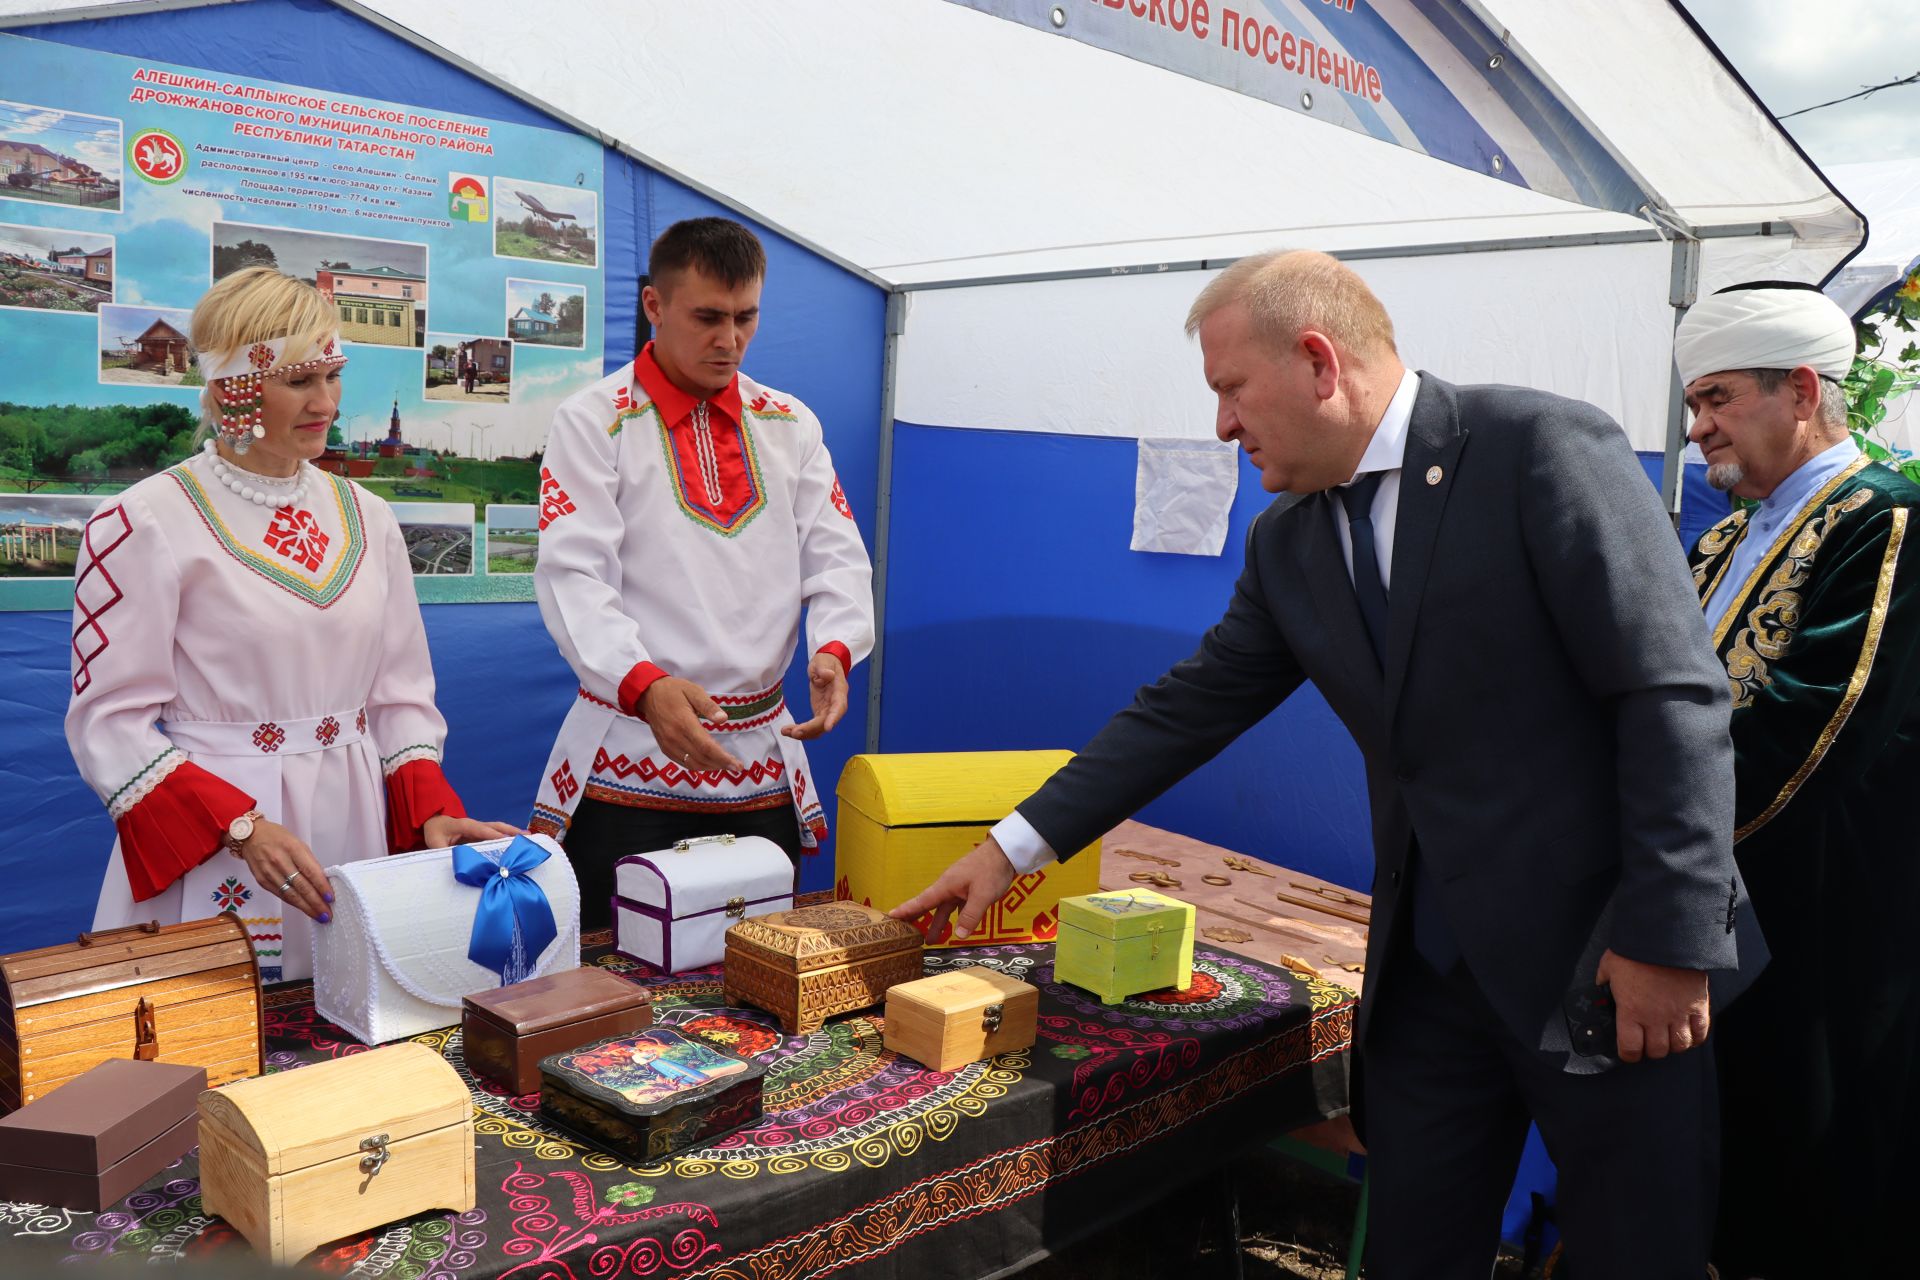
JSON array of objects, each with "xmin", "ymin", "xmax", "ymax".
[
  {"xmin": 865, "ymin": 291, "xmax": 906, "ymax": 754},
  {"xmin": 1661, "ymin": 234, "xmax": 1702, "ymax": 525}
]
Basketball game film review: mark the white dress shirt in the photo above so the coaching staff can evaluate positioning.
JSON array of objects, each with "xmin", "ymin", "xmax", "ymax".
[{"xmin": 992, "ymin": 369, "xmax": 1423, "ymax": 874}]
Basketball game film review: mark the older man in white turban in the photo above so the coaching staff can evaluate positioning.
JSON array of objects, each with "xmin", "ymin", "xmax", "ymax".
[{"xmin": 1676, "ymin": 281, "xmax": 1920, "ymax": 1280}]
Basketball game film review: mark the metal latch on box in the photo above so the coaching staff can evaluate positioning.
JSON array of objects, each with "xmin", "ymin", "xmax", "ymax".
[
  {"xmin": 359, "ymin": 1133, "xmax": 390, "ymax": 1176},
  {"xmin": 981, "ymin": 1003, "xmax": 1004, "ymax": 1033},
  {"xmin": 675, "ymin": 834, "xmax": 737, "ymax": 852},
  {"xmin": 134, "ymin": 996, "xmax": 158, "ymax": 1061},
  {"xmin": 725, "ymin": 896, "xmax": 746, "ymax": 919}
]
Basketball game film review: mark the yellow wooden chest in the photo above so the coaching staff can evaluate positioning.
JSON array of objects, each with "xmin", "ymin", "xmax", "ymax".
[{"xmin": 835, "ymin": 751, "xmax": 1101, "ymax": 948}]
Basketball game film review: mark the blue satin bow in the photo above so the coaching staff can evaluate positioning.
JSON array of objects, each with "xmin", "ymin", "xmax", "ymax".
[{"xmin": 452, "ymin": 836, "xmax": 558, "ymax": 986}]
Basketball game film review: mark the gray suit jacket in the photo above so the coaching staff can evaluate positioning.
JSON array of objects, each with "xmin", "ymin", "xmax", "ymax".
[{"xmin": 1020, "ymin": 375, "xmax": 1758, "ymax": 1053}]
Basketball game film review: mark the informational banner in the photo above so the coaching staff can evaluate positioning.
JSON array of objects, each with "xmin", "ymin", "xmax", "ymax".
[
  {"xmin": 0, "ymin": 32, "xmax": 605, "ymax": 607},
  {"xmin": 946, "ymin": 0, "xmax": 1643, "ymax": 214}
]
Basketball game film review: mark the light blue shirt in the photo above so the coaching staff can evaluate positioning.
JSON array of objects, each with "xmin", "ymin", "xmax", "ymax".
[{"xmin": 1703, "ymin": 438, "xmax": 1861, "ymax": 633}]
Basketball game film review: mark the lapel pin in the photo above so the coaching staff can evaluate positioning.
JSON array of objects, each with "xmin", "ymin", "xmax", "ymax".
[{"xmin": 1425, "ymin": 465, "xmax": 1443, "ymax": 486}]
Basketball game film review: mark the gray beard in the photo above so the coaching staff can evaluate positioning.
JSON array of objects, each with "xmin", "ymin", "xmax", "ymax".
[{"xmin": 1706, "ymin": 462, "xmax": 1745, "ymax": 493}]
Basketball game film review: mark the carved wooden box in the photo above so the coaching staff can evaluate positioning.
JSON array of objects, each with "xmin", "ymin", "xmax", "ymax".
[{"xmin": 722, "ymin": 903, "xmax": 924, "ymax": 1035}]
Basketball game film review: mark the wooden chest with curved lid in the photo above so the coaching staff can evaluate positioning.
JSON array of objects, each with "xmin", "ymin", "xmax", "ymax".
[{"xmin": 197, "ymin": 1041, "xmax": 473, "ymax": 1264}]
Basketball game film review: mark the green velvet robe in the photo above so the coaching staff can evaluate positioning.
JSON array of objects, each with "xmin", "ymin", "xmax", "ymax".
[{"xmin": 1689, "ymin": 456, "xmax": 1920, "ymax": 1278}]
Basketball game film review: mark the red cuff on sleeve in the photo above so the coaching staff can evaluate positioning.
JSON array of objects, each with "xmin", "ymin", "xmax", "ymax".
[
  {"xmin": 618, "ymin": 661, "xmax": 671, "ymax": 719},
  {"xmin": 385, "ymin": 759, "xmax": 468, "ymax": 854},
  {"xmin": 115, "ymin": 762, "xmax": 255, "ymax": 902},
  {"xmin": 817, "ymin": 642, "xmax": 852, "ymax": 676}
]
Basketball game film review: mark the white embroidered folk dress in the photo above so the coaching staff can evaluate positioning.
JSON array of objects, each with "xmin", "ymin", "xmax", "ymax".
[
  {"xmin": 66, "ymin": 449, "xmax": 458, "ymax": 983},
  {"xmin": 529, "ymin": 347, "xmax": 874, "ymax": 847}
]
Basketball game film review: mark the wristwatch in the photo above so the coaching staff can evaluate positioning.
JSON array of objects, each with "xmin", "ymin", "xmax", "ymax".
[{"xmin": 222, "ymin": 810, "xmax": 264, "ymax": 854}]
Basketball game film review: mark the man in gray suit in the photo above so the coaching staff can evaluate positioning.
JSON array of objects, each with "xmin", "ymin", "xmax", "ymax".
[{"xmin": 894, "ymin": 250, "xmax": 1754, "ymax": 1277}]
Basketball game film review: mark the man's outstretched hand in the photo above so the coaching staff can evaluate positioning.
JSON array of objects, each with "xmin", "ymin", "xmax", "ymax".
[{"xmin": 890, "ymin": 838, "xmax": 1017, "ymax": 942}]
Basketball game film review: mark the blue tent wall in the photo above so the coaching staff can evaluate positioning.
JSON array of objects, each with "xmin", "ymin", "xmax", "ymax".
[
  {"xmin": 0, "ymin": 0, "xmax": 885, "ymax": 951},
  {"xmin": 877, "ymin": 421, "xmax": 1727, "ymax": 893}
]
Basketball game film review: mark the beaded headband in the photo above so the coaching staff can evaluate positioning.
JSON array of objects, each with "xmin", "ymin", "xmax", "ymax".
[{"xmin": 202, "ymin": 332, "xmax": 347, "ymax": 454}]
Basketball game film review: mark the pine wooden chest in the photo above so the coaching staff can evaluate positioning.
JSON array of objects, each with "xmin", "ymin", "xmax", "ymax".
[
  {"xmin": 1055, "ymin": 888, "xmax": 1195, "ymax": 1004},
  {"xmin": 882, "ymin": 965, "xmax": 1038, "ymax": 1072},
  {"xmin": 0, "ymin": 916, "xmax": 262, "ymax": 1113},
  {"xmin": 198, "ymin": 1042, "xmax": 474, "ymax": 1265},
  {"xmin": 0, "ymin": 1058, "xmax": 204, "ymax": 1211},
  {"xmin": 722, "ymin": 903, "xmax": 924, "ymax": 1034},
  {"xmin": 462, "ymin": 966, "xmax": 653, "ymax": 1098},
  {"xmin": 539, "ymin": 1028, "xmax": 766, "ymax": 1162},
  {"xmin": 835, "ymin": 751, "xmax": 1101, "ymax": 947}
]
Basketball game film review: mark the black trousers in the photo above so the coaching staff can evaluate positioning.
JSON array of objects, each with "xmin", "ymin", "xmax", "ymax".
[
  {"xmin": 561, "ymin": 798, "xmax": 803, "ymax": 932},
  {"xmin": 1362, "ymin": 940, "xmax": 1719, "ymax": 1280}
]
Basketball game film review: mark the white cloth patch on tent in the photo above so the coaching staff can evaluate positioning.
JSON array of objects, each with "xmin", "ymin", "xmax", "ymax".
[{"xmin": 1131, "ymin": 438, "xmax": 1239, "ymax": 557}]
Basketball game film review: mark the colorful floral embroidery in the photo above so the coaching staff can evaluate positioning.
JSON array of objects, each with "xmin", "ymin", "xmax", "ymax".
[
  {"xmin": 247, "ymin": 342, "xmax": 275, "ymax": 371},
  {"xmin": 212, "ymin": 877, "xmax": 252, "ymax": 912},
  {"xmin": 315, "ymin": 716, "xmax": 340, "ymax": 747},
  {"xmin": 550, "ymin": 761, "xmax": 580, "ymax": 804},
  {"xmin": 538, "ymin": 466, "xmax": 575, "ymax": 530},
  {"xmin": 253, "ymin": 722, "xmax": 285, "ymax": 753},
  {"xmin": 263, "ymin": 507, "xmax": 330, "ymax": 571},
  {"xmin": 355, "ymin": 708, "xmax": 368, "ymax": 734}
]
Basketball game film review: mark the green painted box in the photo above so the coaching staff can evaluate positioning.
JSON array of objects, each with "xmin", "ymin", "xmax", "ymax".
[{"xmin": 1054, "ymin": 888, "xmax": 1195, "ymax": 1004}]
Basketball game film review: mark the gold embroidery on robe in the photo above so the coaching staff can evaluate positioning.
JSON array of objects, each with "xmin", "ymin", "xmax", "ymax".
[
  {"xmin": 1737, "ymin": 506, "xmax": 1909, "ymax": 840},
  {"xmin": 1723, "ymin": 489, "xmax": 1875, "ymax": 709},
  {"xmin": 1694, "ymin": 509, "xmax": 1750, "ymax": 599}
]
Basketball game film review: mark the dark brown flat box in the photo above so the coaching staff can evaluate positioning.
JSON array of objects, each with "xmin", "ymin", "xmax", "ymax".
[
  {"xmin": 462, "ymin": 967, "xmax": 652, "ymax": 1097},
  {"xmin": 0, "ymin": 1058, "xmax": 204, "ymax": 1211}
]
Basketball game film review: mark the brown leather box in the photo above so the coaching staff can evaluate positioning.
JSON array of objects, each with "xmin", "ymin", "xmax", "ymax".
[
  {"xmin": 0, "ymin": 1058, "xmax": 205, "ymax": 1211},
  {"xmin": 462, "ymin": 967, "xmax": 652, "ymax": 1097}
]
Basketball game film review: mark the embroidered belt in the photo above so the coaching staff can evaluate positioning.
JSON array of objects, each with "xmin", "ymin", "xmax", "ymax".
[
  {"xmin": 161, "ymin": 707, "xmax": 368, "ymax": 757},
  {"xmin": 577, "ymin": 682, "xmax": 784, "ymax": 732}
]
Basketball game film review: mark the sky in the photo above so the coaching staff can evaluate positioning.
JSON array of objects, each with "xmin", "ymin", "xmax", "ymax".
[
  {"xmin": 0, "ymin": 99, "xmax": 120, "ymax": 179},
  {"xmin": 1684, "ymin": 0, "xmax": 1920, "ymax": 165}
]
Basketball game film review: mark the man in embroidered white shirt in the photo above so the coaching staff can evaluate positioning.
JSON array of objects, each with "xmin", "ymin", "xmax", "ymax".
[
  {"xmin": 530, "ymin": 218, "xmax": 874, "ymax": 926},
  {"xmin": 895, "ymin": 250, "xmax": 1754, "ymax": 1278}
]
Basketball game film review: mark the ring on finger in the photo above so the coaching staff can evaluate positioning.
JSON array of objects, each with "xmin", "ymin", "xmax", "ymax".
[{"xmin": 279, "ymin": 870, "xmax": 301, "ymax": 894}]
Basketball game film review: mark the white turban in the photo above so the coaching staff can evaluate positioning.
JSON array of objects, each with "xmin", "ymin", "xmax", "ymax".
[{"xmin": 1673, "ymin": 284, "xmax": 1856, "ymax": 386}]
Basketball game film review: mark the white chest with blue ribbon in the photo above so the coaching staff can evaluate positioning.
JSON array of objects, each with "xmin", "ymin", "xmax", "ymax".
[{"xmin": 313, "ymin": 834, "xmax": 582, "ymax": 1045}]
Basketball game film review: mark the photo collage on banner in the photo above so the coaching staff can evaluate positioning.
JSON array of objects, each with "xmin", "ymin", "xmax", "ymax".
[{"xmin": 0, "ymin": 35, "xmax": 604, "ymax": 605}]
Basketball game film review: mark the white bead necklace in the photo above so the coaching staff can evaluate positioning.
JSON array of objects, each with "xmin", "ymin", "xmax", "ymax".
[{"xmin": 202, "ymin": 440, "xmax": 310, "ymax": 509}]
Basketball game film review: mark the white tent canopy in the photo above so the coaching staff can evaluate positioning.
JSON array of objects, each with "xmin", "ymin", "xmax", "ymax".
[
  {"xmin": 0, "ymin": 0, "xmax": 1863, "ymax": 455},
  {"xmin": 1824, "ymin": 158, "xmax": 1920, "ymax": 316}
]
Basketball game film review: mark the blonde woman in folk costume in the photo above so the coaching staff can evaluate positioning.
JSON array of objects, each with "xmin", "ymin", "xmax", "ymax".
[{"xmin": 66, "ymin": 267, "xmax": 517, "ymax": 983}]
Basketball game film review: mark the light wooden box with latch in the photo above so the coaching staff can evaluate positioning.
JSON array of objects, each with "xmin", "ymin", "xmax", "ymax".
[
  {"xmin": 197, "ymin": 1042, "xmax": 474, "ymax": 1265},
  {"xmin": 0, "ymin": 916, "xmax": 262, "ymax": 1113},
  {"xmin": 882, "ymin": 966, "xmax": 1038, "ymax": 1072}
]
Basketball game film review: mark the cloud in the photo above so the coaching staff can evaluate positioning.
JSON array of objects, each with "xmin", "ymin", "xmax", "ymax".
[
  {"xmin": 0, "ymin": 107, "xmax": 64, "ymax": 139},
  {"xmin": 1685, "ymin": 0, "xmax": 1920, "ymax": 164}
]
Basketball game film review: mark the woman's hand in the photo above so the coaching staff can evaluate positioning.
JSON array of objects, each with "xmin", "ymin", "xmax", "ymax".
[
  {"xmin": 422, "ymin": 814, "xmax": 524, "ymax": 850},
  {"xmin": 235, "ymin": 819, "xmax": 334, "ymax": 922}
]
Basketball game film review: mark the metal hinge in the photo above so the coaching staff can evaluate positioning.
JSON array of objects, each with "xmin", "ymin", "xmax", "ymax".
[
  {"xmin": 725, "ymin": 896, "xmax": 746, "ymax": 919},
  {"xmin": 359, "ymin": 1133, "xmax": 391, "ymax": 1176},
  {"xmin": 981, "ymin": 1003, "xmax": 1004, "ymax": 1033}
]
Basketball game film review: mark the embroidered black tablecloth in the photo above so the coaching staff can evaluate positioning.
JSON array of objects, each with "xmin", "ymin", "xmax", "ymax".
[{"xmin": 5, "ymin": 936, "xmax": 1352, "ymax": 1279}]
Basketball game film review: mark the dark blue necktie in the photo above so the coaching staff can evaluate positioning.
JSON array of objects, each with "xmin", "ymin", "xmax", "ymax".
[
  {"xmin": 1338, "ymin": 474, "xmax": 1389, "ymax": 662},
  {"xmin": 1337, "ymin": 472, "xmax": 1459, "ymax": 972}
]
